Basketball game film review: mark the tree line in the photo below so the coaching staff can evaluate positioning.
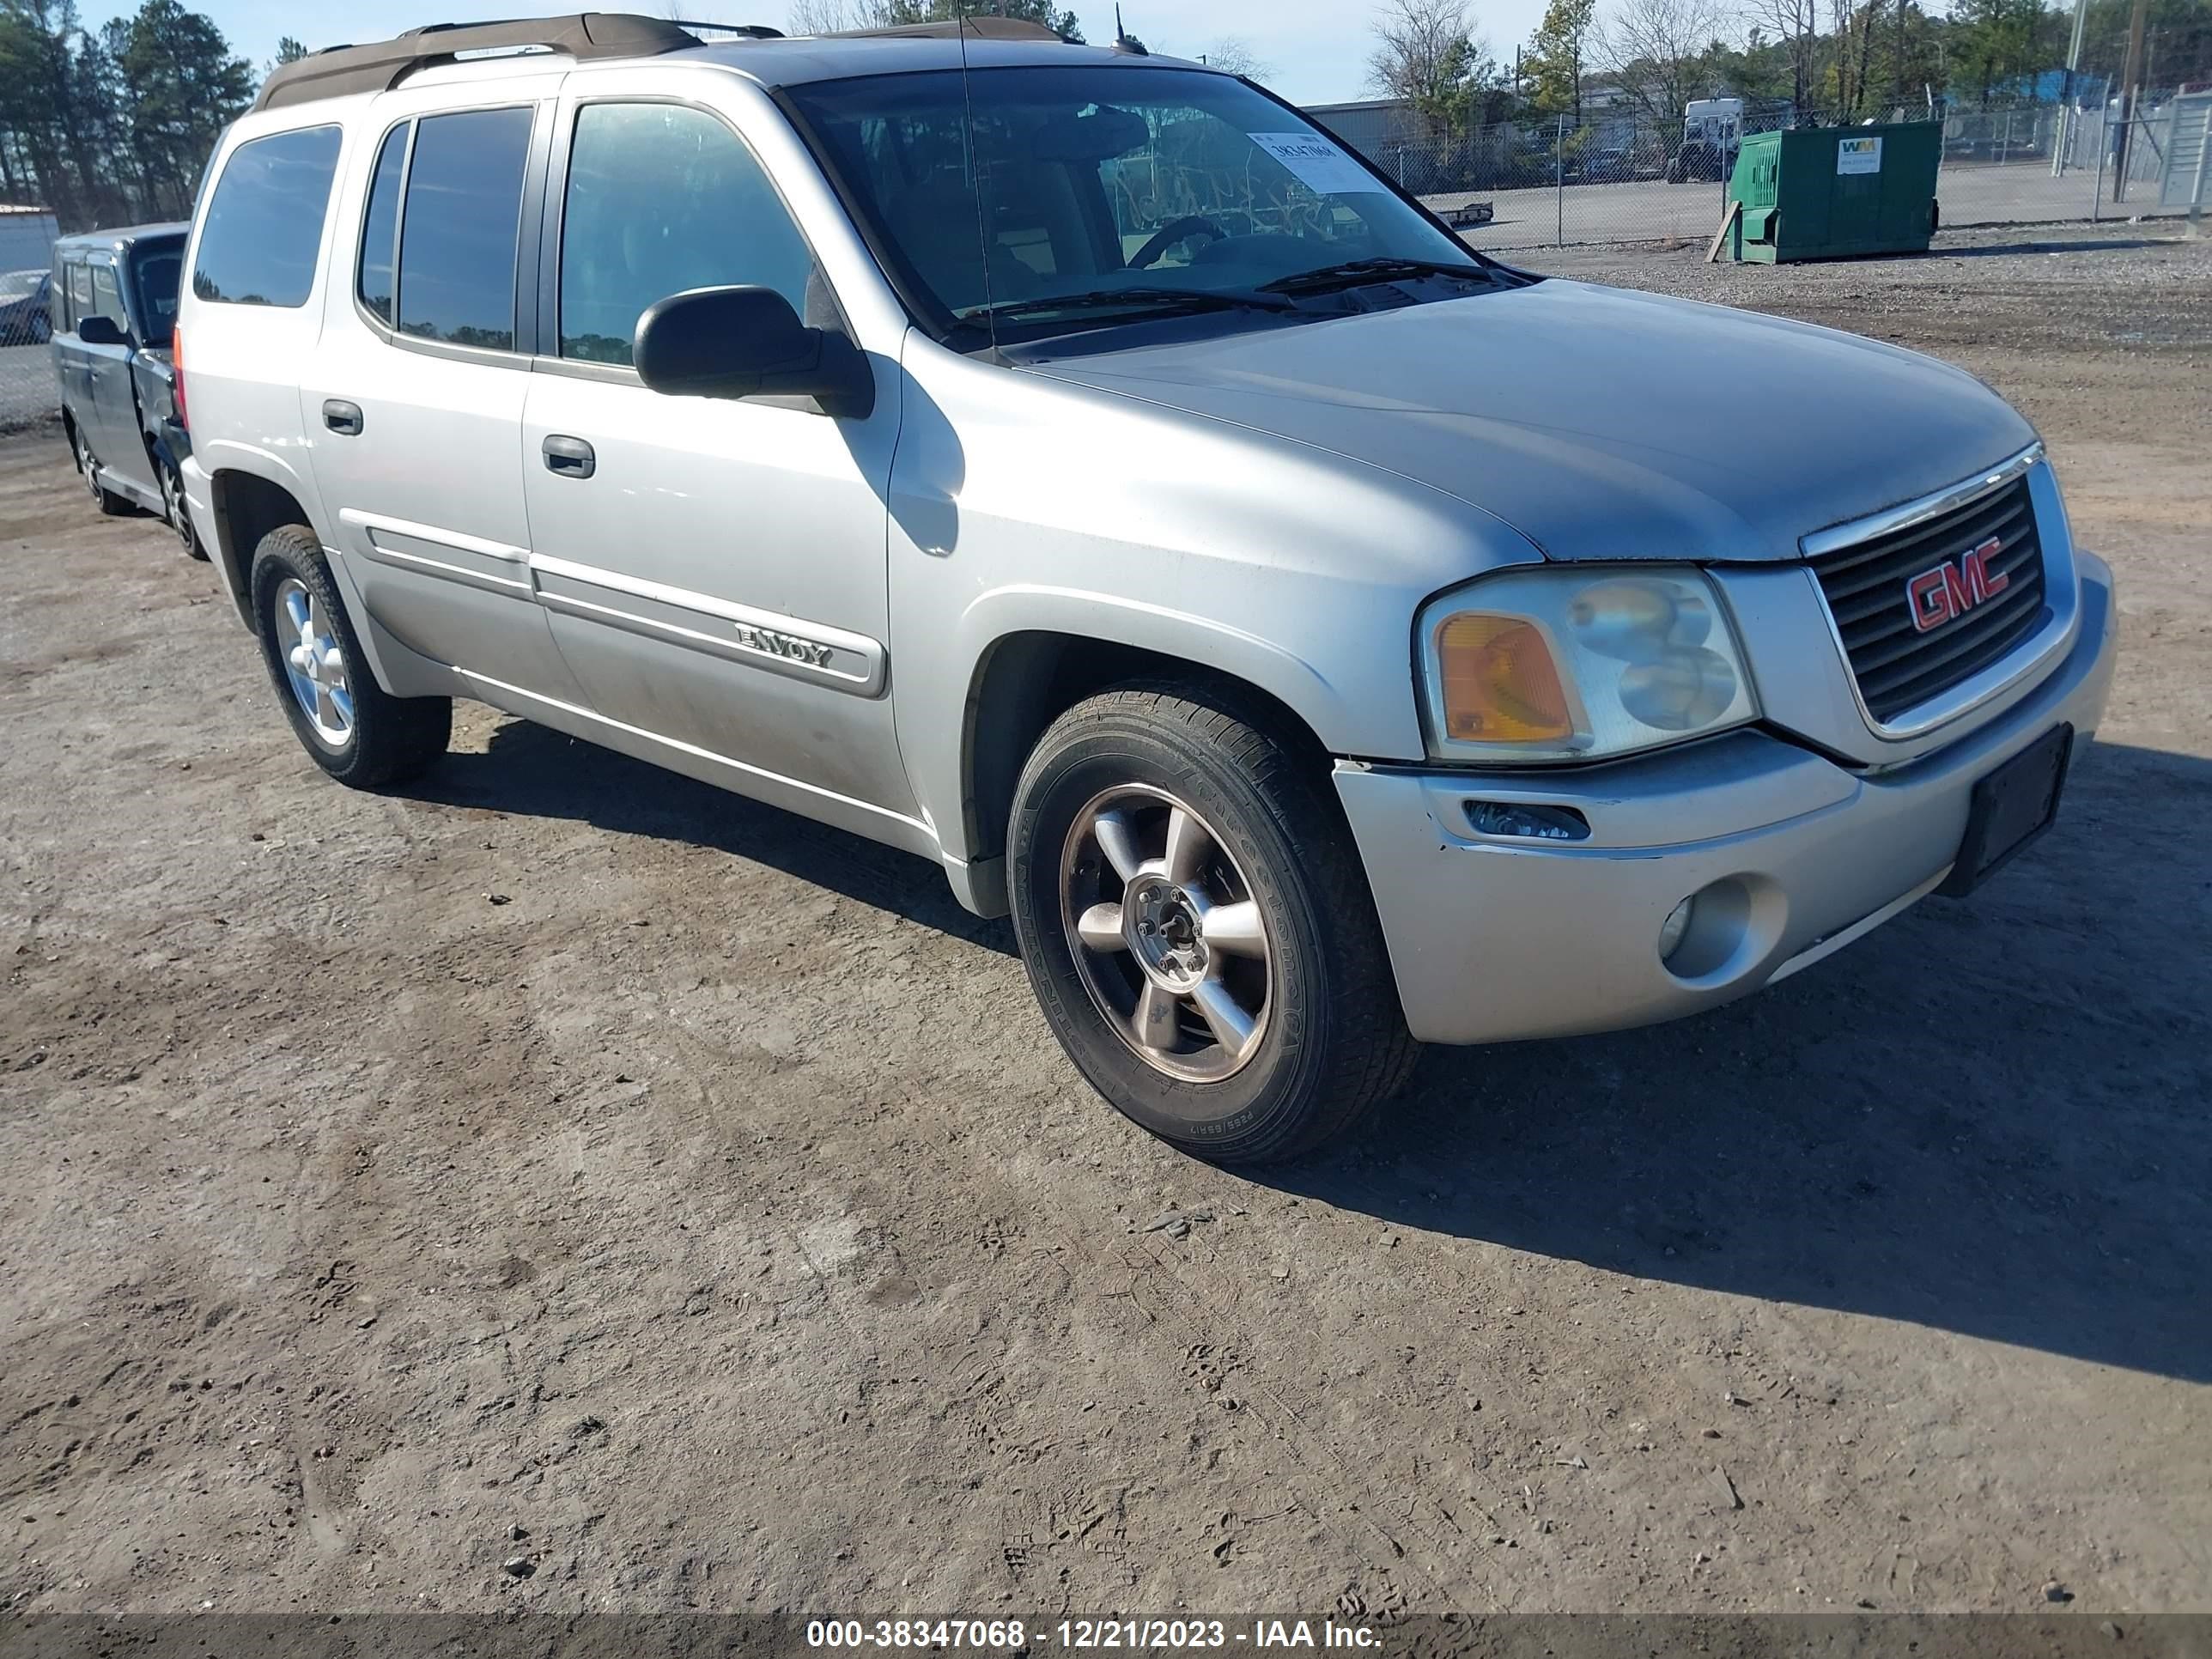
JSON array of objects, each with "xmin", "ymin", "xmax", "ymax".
[
  {"xmin": 1370, "ymin": 0, "xmax": 2212, "ymax": 141},
  {"xmin": 0, "ymin": 0, "xmax": 310, "ymax": 231}
]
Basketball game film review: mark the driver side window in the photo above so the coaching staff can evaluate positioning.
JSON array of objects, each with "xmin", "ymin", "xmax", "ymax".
[{"xmin": 558, "ymin": 101, "xmax": 817, "ymax": 367}]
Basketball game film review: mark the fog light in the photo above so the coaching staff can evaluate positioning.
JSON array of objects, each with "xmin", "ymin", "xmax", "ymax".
[
  {"xmin": 1658, "ymin": 896, "xmax": 1696, "ymax": 961},
  {"xmin": 1465, "ymin": 800, "xmax": 1590, "ymax": 842}
]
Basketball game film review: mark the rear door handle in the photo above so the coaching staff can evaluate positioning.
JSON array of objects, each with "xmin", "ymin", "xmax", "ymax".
[
  {"xmin": 542, "ymin": 434, "xmax": 594, "ymax": 478},
  {"xmin": 322, "ymin": 399, "xmax": 363, "ymax": 435}
]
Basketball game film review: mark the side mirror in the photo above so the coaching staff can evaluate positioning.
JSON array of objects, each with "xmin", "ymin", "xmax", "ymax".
[
  {"xmin": 76, "ymin": 313, "xmax": 127, "ymax": 348},
  {"xmin": 633, "ymin": 285, "xmax": 873, "ymax": 419}
]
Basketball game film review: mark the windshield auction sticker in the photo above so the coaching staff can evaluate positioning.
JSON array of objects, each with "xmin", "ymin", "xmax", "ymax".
[
  {"xmin": 1248, "ymin": 132, "xmax": 1377, "ymax": 195},
  {"xmin": 1837, "ymin": 135, "xmax": 1884, "ymax": 173}
]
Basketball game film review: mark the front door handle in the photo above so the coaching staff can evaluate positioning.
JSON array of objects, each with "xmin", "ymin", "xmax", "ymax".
[
  {"xmin": 542, "ymin": 434, "xmax": 595, "ymax": 479},
  {"xmin": 322, "ymin": 398, "xmax": 363, "ymax": 435}
]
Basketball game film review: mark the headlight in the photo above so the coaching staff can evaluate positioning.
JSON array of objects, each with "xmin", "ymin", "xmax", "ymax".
[{"xmin": 1417, "ymin": 566, "xmax": 1759, "ymax": 763}]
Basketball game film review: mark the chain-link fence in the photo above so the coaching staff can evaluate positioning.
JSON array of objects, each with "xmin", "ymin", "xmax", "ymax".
[
  {"xmin": 0, "ymin": 264, "xmax": 58, "ymax": 435},
  {"xmin": 1369, "ymin": 100, "xmax": 2211, "ymax": 252},
  {"xmin": 1, "ymin": 343, "xmax": 58, "ymax": 435}
]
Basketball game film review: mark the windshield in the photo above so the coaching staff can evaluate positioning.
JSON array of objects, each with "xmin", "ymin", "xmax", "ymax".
[
  {"xmin": 131, "ymin": 246, "xmax": 183, "ymax": 340},
  {"xmin": 786, "ymin": 66, "xmax": 1485, "ymax": 337},
  {"xmin": 0, "ymin": 270, "xmax": 42, "ymax": 301}
]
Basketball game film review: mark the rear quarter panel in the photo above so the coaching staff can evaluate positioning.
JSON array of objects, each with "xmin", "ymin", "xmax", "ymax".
[{"xmin": 177, "ymin": 109, "xmax": 363, "ymax": 555}]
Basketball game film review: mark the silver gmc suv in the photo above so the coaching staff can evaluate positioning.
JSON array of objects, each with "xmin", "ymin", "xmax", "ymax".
[{"xmin": 172, "ymin": 14, "xmax": 2117, "ymax": 1163}]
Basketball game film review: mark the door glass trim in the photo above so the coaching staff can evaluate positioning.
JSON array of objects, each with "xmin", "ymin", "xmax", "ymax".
[
  {"xmin": 525, "ymin": 348, "xmax": 828, "ymax": 417},
  {"xmin": 542, "ymin": 90, "xmax": 853, "ymax": 369},
  {"xmin": 353, "ymin": 114, "xmax": 414, "ymax": 331},
  {"xmin": 349, "ymin": 96, "xmax": 547, "ymax": 371}
]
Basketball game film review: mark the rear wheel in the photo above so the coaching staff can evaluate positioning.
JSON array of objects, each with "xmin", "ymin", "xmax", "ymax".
[
  {"xmin": 249, "ymin": 524, "xmax": 451, "ymax": 787},
  {"xmin": 160, "ymin": 459, "xmax": 207, "ymax": 560},
  {"xmin": 1009, "ymin": 682, "xmax": 1418, "ymax": 1164}
]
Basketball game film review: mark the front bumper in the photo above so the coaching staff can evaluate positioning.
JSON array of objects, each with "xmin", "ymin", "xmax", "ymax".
[{"xmin": 1336, "ymin": 553, "xmax": 2117, "ymax": 1046}]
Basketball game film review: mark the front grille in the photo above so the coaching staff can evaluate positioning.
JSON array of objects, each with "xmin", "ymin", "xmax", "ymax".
[{"xmin": 1808, "ymin": 475, "xmax": 2047, "ymax": 725}]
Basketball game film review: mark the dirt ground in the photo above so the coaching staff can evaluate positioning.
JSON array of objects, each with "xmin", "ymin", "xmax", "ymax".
[{"xmin": 3, "ymin": 224, "xmax": 2208, "ymax": 1623}]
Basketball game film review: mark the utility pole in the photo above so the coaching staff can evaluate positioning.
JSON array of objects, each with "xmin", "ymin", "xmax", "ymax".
[
  {"xmin": 2113, "ymin": 0, "xmax": 2151, "ymax": 200},
  {"xmin": 1895, "ymin": 0, "xmax": 1907, "ymax": 112}
]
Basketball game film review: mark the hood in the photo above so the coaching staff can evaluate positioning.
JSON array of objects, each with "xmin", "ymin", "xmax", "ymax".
[{"xmin": 1024, "ymin": 279, "xmax": 2035, "ymax": 562}]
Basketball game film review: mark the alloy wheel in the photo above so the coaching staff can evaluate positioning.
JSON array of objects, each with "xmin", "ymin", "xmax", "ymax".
[
  {"xmin": 1059, "ymin": 784, "xmax": 1273, "ymax": 1085},
  {"xmin": 275, "ymin": 576, "xmax": 356, "ymax": 746}
]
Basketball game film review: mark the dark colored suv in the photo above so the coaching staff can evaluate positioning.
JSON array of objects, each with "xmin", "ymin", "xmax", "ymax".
[{"xmin": 51, "ymin": 222, "xmax": 203, "ymax": 557}]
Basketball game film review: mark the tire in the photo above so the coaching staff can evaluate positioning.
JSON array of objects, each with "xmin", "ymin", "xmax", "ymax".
[
  {"xmin": 248, "ymin": 524, "xmax": 451, "ymax": 788},
  {"xmin": 160, "ymin": 459, "xmax": 208, "ymax": 560},
  {"xmin": 72, "ymin": 427, "xmax": 130, "ymax": 516},
  {"xmin": 1008, "ymin": 681, "xmax": 1419, "ymax": 1164}
]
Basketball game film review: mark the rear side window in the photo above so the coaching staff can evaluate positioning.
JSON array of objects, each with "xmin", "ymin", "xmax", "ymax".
[
  {"xmin": 65, "ymin": 264, "xmax": 92, "ymax": 329},
  {"xmin": 358, "ymin": 123, "xmax": 408, "ymax": 326},
  {"xmin": 192, "ymin": 125, "xmax": 343, "ymax": 307},
  {"xmin": 557, "ymin": 102, "xmax": 815, "ymax": 366},
  {"xmin": 395, "ymin": 106, "xmax": 534, "ymax": 350}
]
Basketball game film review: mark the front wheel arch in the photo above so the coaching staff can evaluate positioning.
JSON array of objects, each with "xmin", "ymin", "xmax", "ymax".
[{"xmin": 961, "ymin": 631, "xmax": 1335, "ymax": 889}]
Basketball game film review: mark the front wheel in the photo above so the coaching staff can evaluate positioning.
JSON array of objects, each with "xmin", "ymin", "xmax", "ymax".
[
  {"xmin": 249, "ymin": 524, "xmax": 451, "ymax": 787},
  {"xmin": 1008, "ymin": 683, "xmax": 1419, "ymax": 1164},
  {"xmin": 73, "ymin": 428, "xmax": 129, "ymax": 516}
]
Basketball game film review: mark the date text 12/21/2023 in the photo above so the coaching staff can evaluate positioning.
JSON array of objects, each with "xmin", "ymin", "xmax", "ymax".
[{"xmin": 805, "ymin": 1618, "xmax": 1383, "ymax": 1649}]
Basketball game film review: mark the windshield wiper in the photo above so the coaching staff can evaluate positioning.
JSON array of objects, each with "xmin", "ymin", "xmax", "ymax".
[
  {"xmin": 963, "ymin": 284, "xmax": 1297, "ymax": 324},
  {"xmin": 1261, "ymin": 257, "xmax": 1499, "ymax": 296}
]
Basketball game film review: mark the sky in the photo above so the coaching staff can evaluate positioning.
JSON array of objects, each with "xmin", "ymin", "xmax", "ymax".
[{"xmin": 76, "ymin": 0, "xmax": 1561, "ymax": 108}]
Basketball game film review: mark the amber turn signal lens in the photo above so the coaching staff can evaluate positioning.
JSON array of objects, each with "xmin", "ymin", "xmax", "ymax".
[{"xmin": 1436, "ymin": 613, "xmax": 1573, "ymax": 744}]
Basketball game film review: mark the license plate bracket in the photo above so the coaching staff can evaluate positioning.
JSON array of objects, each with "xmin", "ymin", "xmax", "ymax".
[{"xmin": 1937, "ymin": 723, "xmax": 2073, "ymax": 897}]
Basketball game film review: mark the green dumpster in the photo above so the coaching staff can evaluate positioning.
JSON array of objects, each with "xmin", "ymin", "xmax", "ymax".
[{"xmin": 1723, "ymin": 123, "xmax": 1942, "ymax": 262}]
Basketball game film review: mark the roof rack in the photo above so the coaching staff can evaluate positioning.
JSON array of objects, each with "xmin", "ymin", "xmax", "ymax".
[
  {"xmin": 252, "ymin": 13, "xmax": 705, "ymax": 111},
  {"xmin": 250, "ymin": 10, "xmax": 1068, "ymax": 113},
  {"xmin": 824, "ymin": 17, "xmax": 1067, "ymax": 42}
]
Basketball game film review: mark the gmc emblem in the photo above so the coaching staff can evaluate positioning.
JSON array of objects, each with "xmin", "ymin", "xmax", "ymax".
[{"xmin": 1906, "ymin": 536, "xmax": 2008, "ymax": 633}]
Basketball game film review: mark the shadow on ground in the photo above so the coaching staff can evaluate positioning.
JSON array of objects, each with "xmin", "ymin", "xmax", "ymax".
[
  {"xmin": 1918, "ymin": 236, "xmax": 2170, "ymax": 259},
  {"xmin": 1267, "ymin": 738, "xmax": 2212, "ymax": 1385},
  {"xmin": 406, "ymin": 720, "xmax": 2211, "ymax": 1382},
  {"xmin": 409, "ymin": 715, "xmax": 1017, "ymax": 955}
]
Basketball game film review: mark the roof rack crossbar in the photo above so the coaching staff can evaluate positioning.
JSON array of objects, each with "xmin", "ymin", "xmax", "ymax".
[
  {"xmin": 823, "ymin": 17, "xmax": 1068, "ymax": 43},
  {"xmin": 251, "ymin": 12, "xmax": 702, "ymax": 112},
  {"xmin": 665, "ymin": 19, "xmax": 784, "ymax": 38}
]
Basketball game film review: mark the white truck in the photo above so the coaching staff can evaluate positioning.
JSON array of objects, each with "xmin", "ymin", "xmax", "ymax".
[{"xmin": 1671, "ymin": 97, "xmax": 1745, "ymax": 182}]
